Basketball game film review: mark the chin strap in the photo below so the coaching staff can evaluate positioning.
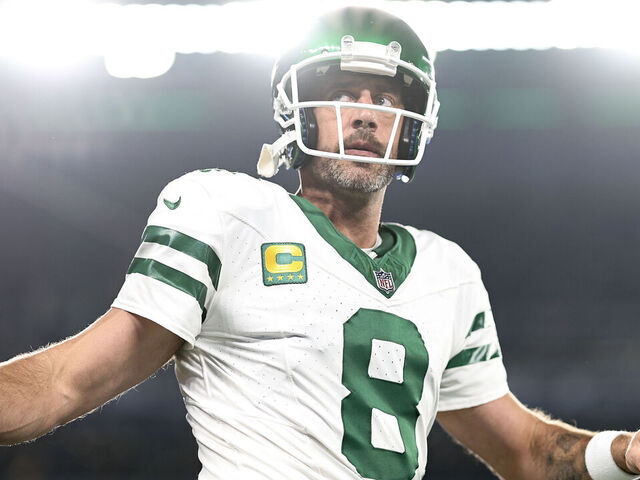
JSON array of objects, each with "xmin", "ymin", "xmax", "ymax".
[
  {"xmin": 395, "ymin": 172, "xmax": 411, "ymax": 183},
  {"xmin": 257, "ymin": 130, "xmax": 297, "ymax": 178}
]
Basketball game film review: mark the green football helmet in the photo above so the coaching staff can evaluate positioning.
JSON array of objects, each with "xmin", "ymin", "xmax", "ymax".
[{"xmin": 257, "ymin": 6, "xmax": 439, "ymax": 182}]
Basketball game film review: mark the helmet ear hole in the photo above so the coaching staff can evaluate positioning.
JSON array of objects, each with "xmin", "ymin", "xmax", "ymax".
[
  {"xmin": 292, "ymin": 108, "xmax": 318, "ymax": 169},
  {"xmin": 304, "ymin": 109, "xmax": 318, "ymax": 151},
  {"xmin": 398, "ymin": 118, "xmax": 420, "ymax": 161}
]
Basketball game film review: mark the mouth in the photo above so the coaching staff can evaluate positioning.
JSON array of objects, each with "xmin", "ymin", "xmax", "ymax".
[{"xmin": 344, "ymin": 142, "xmax": 382, "ymax": 158}]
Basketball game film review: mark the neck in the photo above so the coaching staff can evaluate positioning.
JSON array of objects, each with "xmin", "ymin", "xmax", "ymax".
[{"xmin": 297, "ymin": 179, "xmax": 386, "ymax": 249}]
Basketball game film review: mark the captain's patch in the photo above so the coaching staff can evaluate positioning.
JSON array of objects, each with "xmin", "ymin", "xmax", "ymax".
[{"xmin": 261, "ymin": 243, "xmax": 307, "ymax": 286}]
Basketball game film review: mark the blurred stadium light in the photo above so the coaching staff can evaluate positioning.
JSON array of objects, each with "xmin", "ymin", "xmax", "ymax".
[{"xmin": 0, "ymin": 0, "xmax": 638, "ymax": 78}]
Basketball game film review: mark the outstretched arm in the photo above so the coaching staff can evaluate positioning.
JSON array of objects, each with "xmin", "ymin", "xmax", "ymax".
[
  {"xmin": 437, "ymin": 393, "xmax": 640, "ymax": 480},
  {"xmin": 0, "ymin": 307, "xmax": 183, "ymax": 445}
]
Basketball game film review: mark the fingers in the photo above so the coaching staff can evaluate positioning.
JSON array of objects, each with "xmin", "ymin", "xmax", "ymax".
[{"xmin": 625, "ymin": 430, "xmax": 640, "ymax": 474}]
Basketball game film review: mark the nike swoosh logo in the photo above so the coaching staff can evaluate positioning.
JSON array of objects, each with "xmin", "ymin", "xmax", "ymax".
[{"xmin": 163, "ymin": 196, "xmax": 181, "ymax": 210}]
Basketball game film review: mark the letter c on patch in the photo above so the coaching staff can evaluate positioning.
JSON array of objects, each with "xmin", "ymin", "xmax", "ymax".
[{"xmin": 264, "ymin": 245, "xmax": 304, "ymax": 273}]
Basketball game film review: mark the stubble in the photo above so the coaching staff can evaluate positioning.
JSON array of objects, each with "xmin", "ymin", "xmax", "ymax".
[
  {"xmin": 309, "ymin": 158, "xmax": 396, "ymax": 194},
  {"xmin": 309, "ymin": 131, "xmax": 397, "ymax": 194}
]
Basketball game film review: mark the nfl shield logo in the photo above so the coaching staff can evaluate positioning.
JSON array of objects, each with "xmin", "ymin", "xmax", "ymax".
[{"xmin": 373, "ymin": 268, "xmax": 395, "ymax": 293}]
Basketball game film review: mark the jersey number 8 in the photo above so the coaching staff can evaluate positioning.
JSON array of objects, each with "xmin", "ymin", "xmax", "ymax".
[{"xmin": 341, "ymin": 308, "xmax": 430, "ymax": 479}]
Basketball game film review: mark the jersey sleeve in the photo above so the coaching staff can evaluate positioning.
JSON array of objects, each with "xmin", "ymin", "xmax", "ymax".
[
  {"xmin": 112, "ymin": 172, "xmax": 223, "ymax": 348},
  {"xmin": 437, "ymin": 280, "xmax": 509, "ymax": 411}
]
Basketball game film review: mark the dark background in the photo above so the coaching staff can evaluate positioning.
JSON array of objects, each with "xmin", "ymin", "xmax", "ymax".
[{"xmin": 1, "ymin": 6, "xmax": 639, "ymax": 480}]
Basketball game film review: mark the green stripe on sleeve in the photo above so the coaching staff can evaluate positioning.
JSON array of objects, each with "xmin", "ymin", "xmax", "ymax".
[
  {"xmin": 142, "ymin": 225, "xmax": 221, "ymax": 289},
  {"xmin": 445, "ymin": 344, "xmax": 501, "ymax": 369},
  {"xmin": 127, "ymin": 257, "xmax": 207, "ymax": 317},
  {"xmin": 466, "ymin": 312, "xmax": 486, "ymax": 338}
]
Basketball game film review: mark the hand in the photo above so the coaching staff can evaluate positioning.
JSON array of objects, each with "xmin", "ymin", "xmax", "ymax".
[{"xmin": 625, "ymin": 430, "xmax": 640, "ymax": 474}]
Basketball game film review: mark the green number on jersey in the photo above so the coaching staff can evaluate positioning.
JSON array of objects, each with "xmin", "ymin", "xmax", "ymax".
[{"xmin": 341, "ymin": 308, "xmax": 429, "ymax": 479}]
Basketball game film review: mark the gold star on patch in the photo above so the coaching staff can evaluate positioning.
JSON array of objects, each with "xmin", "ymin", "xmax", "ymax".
[
  {"xmin": 277, "ymin": 275, "xmax": 284, "ymax": 281},
  {"xmin": 287, "ymin": 274, "xmax": 294, "ymax": 280},
  {"xmin": 267, "ymin": 276, "xmax": 273, "ymax": 282},
  {"xmin": 298, "ymin": 274, "xmax": 304, "ymax": 279}
]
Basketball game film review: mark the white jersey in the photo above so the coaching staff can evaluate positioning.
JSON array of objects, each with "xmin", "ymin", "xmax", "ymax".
[{"xmin": 112, "ymin": 169, "xmax": 509, "ymax": 480}]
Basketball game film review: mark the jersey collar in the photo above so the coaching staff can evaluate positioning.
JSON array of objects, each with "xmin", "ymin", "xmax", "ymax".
[{"xmin": 289, "ymin": 194, "xmax": 416, "ymax": 298}]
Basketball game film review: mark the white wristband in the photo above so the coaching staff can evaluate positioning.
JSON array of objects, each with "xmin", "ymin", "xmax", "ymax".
[{"xmin": 585, "ymin": 431, "xmax": 640, "ymax": 480}]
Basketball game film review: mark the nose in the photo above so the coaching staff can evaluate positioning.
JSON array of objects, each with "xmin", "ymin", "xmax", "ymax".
[{"xmin": 350, "ymin": 90, "xmax": 377, "ymax": 131}]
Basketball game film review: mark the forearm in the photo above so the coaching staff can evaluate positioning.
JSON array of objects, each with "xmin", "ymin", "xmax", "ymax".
[
  {"xmin": 527, "ymin": 419, "xmax": 592, "ymax": 480},
  {"xmin": 528, "ymin": 416, "xmax": 634, "ymax": 480},
  {"xmin": 438, "ymin": 394, "xmax": 638, "ymax": 480},
  {"xmin": 1, "ymin": 309, "xmax": 183, "ymax": 447},
  {"xmin": 0, "ymin": 345, "xmax": 73, "ymax": 445}
]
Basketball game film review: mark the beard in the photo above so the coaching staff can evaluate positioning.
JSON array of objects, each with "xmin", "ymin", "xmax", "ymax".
[
  {"xmin": 309, "ymin": 132, "xmax": 397, "ymax": 194},
  {"xmin": 309, "ymin": 158, "xmax": 396, "ymax": 193}
]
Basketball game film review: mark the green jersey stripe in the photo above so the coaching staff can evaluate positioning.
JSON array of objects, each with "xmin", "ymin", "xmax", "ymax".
[
  {"xmin": 445, "ymin": 343, "xmax": 500, "ymax": 369},
  {"xmin": 142, "ymin": 225, "xmax": 221, "ymax": 289},
  {"xmin": 465, "ymin": 312, "xmax": 486, "ymax": 338},
  {"xmin": 127, "ymin": 257, "xmax": 207, "ymax": 318}
]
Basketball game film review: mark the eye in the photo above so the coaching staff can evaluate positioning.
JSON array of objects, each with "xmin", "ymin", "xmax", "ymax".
[
  {"xmin": 331, "ymin": 91, "xmax": 356, "ymax": 102},
  {"xmin": 374, "ymin": 95, "xmax": 395, "ymax": 107}
]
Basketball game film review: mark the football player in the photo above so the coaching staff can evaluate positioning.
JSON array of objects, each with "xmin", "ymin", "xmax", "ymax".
[{"xmin": 1, "ymin": 6, "xmax": 639, "ymax": 480}]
